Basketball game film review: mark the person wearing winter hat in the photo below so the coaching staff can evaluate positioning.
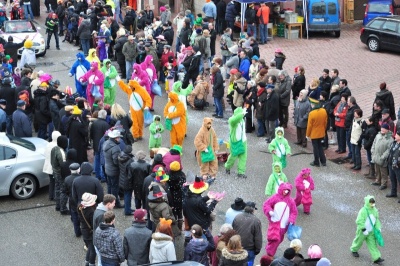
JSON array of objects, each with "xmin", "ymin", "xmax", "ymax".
[
  {"xmin": 290, "ymin": 239, "xmax": 304, "ymax": 265},
  {"xmin": 20, "ymin": 39, "xmax": 36, "ymax": 69},
  {"xmin": 124, "ymin": 208, "xmax": 152, "ymax": 265},
  {"xmin": 270, "ymin": 247, "xmax": 296, "ymax": 265},
  {"xmin": 51, "ymin": 135, "xmax": 69, "ymax": 214},
  {"xmin": 370, "ymin": 123, "xmax": 393, "ymax": 190},
  {"xmin": 12, "ymin": 100, "xmax": 31, "ymax": 137},
  {"xmin": 77, "ymin": 192, "xmax": 98, "ymax": 266},
  {"xmin": 168, "ymin": 161, "xmax": 186, "ymax": 230},
  {"xmin": 316, "ymin": 257, "xmax": 331, "ymax": 266}
]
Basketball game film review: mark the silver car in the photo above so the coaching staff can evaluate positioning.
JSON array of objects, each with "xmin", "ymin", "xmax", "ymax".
[{"xmin": 0, "ymin": 133, "xmax": 49, "ymax": 199}]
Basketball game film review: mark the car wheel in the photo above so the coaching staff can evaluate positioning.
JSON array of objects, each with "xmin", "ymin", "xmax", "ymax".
[
  {"xmin": 368, "ymin": 37, "xmax": 380, "ymax": 52},
  {"xmin": 10, "ymin": 174, "xmax": 37, "ymax": 200},
  {"xmin": 334, "ymin": 31, "xmax": 340, "ymax": 38}
]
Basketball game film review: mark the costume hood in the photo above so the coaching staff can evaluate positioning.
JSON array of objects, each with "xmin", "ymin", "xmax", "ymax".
[
  {"xmin": 133, "ymin": 63, "xmax": 142, "ymax": 74},
  {"xmin": 90, "ymin": 61, "xmax": 99, "ymax": 70},
  {"xmin": 80, "ymin": 162, "xmax": 93, "ymax": 175},
  {"xmin": 272, "ymin": 161, "xmax": 283, "ymax": 174},
  {"xmin": 151, "ymin": 232, "xmax": 173, "ymax": 247},
  {"xmin": 275, "ymin": 126, "xmax": 285, "ymax": 137},
  {"xmin": 144, "ymin": 55, "xmax": 153, "ymax": 65},
  {"xmin": 153, "ymin": 114, "xmax": 161, "ymax": 122},
  {"xmin": 364, "ymin": 195, "xmax": 376, "ymax": 209},
  {"xmin": 234, "ymin": 106, "xmax": 244, "ymax": 116},
  {"xmin": 76, "ymin": 52, "xmax": 86, "ymax": 60},
  {"xmin": 168, "ymin": 92, "xmax": 179, "ymax": 103},
  {"xmin": 202, "ymin": 117, "xmax": 213, "ymax": 127},
  {"xmin": 172, "ymin": 80, "xmax": 182, "ymax": 94},
  {"xmin": 277, "ymin": 182, "xmax": 292, "ymax": 196},
  {"xmin": 103, "ymin": 59, "xmax": 112, "ymax": 65},
  {"xmin": 128, "ymin": 80, "xmax": 141, "ymax": 91}
]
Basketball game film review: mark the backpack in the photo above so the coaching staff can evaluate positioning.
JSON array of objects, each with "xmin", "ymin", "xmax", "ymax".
[{"xmin": 220, "ymin": 36, "xmax": 228, "ymax": 50}]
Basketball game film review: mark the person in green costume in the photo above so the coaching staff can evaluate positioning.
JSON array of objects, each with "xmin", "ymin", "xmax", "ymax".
[
  {"xmin": 350, "ymin": 195, "xmax": 384, "ymax": 265},
  {"xmin": 225, "ymin": 107, "xmax": 248, "ymax": 179},
  {"xmin": 148, "ymin": 115, "xmax": 165, "ymax": 153},
  {"xmin": 100, "ymin": 59, "xmax": 118, "ymax": 105},
  {"xmin": 268, "ymin": 127, "xmax": 291, "ymax": 169},
  {"xmin": 265, "ymin": 162, "xmax": 288, "ymax": 196}
]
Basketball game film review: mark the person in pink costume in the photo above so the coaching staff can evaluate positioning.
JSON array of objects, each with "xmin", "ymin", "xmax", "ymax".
[
  {"xmin": 140, "ymin": 55, "xmax": 157, "ymax": 109},
  {"xmin": 294, "ymin": 168, "xmax": 315, "ymax": 214},
  {"xmin": 79, "ymin": 61, "xmax": 105, "ymax": 107},
  {"xmin": 131, "ymin": 63, "xmax": 151, "ymax": 97},
  {"xmin": 263, "ymin": 182, "xmax": 298, "ymax": 257}
]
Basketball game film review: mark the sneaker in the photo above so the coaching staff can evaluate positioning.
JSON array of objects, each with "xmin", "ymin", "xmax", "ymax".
[
  {"xmin": 237, "ymin": 173, "xmax": 247, "ymax": 179},
  {"xmin": 225, "ymin": 169, "xmax": 230, "ymax": 175},
  {"xmin": 371, "ymin": 182, "xmax": 380, "ymax": 186},
  {"xmin": 352, "ymin": 251, "xmax": 359, "ymax": 257},
  {"xmin": 374, "ymin": 258, "xmax": 384, "ymax": 264},
  {"xmin": 60, "ymin": 210, "xmax": 70, "ymax": 215},
  {"xmin": 310, "ymin": 162, "xmax": 320, "ymax": 167}
]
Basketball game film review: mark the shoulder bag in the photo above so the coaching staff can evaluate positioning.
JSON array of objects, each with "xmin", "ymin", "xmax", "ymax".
[
  {"xmin": 365, "ymin": 208, "xmax": 384, "ymax": 247},
  {"xmin": 267, "ymin": 204, "xmax": 288, "ymax": 241},
  {"xmin": 230, "ymin": 122, "xmax": 245, "ymax": 156},
  {"xmin": 165, "ymin": 106, "xmax": 176, "ymax": 131},
  {"xmin": 200, "ymin": 133, "xmax": 215, "ymax": 163}
]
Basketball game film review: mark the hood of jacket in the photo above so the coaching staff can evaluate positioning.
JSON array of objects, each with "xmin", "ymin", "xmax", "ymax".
[
  {"xmin": 90, "ymin": 61, "xmax": 99, "ymax": 71},
  {"xmin": 103, "ymin": 59, "xmax": 112, "ymax": 66},
  {"xmin": 98, "ymin": 223, "xmax": 116, "ymax": 237},
  {"xmin": 277, "ymin": 182, "xmax": 292, "ymax": 197},
  {"xmin": 168, "ymin": 92, "xmax": 179, "ymax": 104},
  {"xmin": 144, "ymin": 55, "xmax": 153, "ymax": 66},
  {"xmin": 33, "ymin": 88, "xmax": 48, "ymax": 97},
  {"xmin": 151, "ymin": 232, "xmax": 173, "ymax": 248},
  {"xmin": 76, "ymin": 52, "xmax": 86, "ymax": 60},
  {"xmin": 21, "ymin": 77, "xmax": 31, "ymax": 87},
  {"xmin": 375, "ymin": 89, "xmax": 392, "ymax": 100},
  {"xmin": 96, "ymin": 202, "xmax": 107, "ymax": 212},
  {"xmin": 66, "ymin": 148, "xmax": 77, "ymax": 161},
  {"xmin": 274, "ymin": 126, "xmax": 285, "ymax": 137},
  {"xmin": 201, "ymin": 117, "xmax": 213, "ymax": 130},
  {"xmin": 364, "ymin": 195, "xmax": 377, "ymax": 211},
  {"xmin": 80, "ymin": 162, "xmax": 93, "ymax": 175},
  {"xmin": 153, "ymin": 114, "xmax": 161, "ymax": 122},
  {"xmin": 221, "ymin": 248, "xmax": 248, "ymax": 261},
  {"xmin": 51, "ymin": 131, "xmax": 61, "ymax": 144},
  {"xmin": 118, "ymin": 151, "xmax": 132, "ymax": 164},
  {"xmin": 272, "ymin": 161, "xmax": 283, "ymax": 175},
  {"xmin": 188, "ymin": 238, "xmax": 210, "ymax": 254}
]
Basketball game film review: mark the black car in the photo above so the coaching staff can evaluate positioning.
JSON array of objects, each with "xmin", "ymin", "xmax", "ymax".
[{"xmin": 360, "ymin": 15, "xmax": 400, "ymax": 52}]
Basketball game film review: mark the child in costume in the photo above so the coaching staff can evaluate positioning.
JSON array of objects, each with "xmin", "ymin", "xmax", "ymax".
[
  {"xmin": 140, "ymin": 55, "xmax": 157, "ymax": 109},
  {"xmin": 265, "ymin": 162, "xmax": 288, "ymax": 197},
  {"xmin": 294, "ymin": 168, "xmax": 315, "ymax": 214},
  {"xmin": 100, "ymin": 59, "xmax": 118, "ymax": 105},
  {"xmin": 149, "ymin": 115, "xmax": 165, "ymax": 152},
  {"xmin": 263, "ymin": 182, "xmax": 298, "ymax": 258},
  {"xmin": 69, "ymin": 52, "xmax": 90, "ymax": 98},
  {"xmin": 268, "ymin": 127, "xmax": 292, "ymax": 168},
  {"xmin": 224, "ymin": 107, "xmax": 248, "ymax": 179},
  {"xmin": 79, "ymin": 61, "xmax": 104, "ymax": 107},
  {"xmin": 96, "ymin": 38, "xmax": 107, "ymax": 62},
  {"xmin": 131, "ymin": 63, "xmax": 151, "ymax": 98},
  {"xmin": 350, "ymin": 195, "xmax": 384, "ymax": 265},
  {"xmin": 86, "ymin": 48, "xmax": 101, "ymax": 64}
]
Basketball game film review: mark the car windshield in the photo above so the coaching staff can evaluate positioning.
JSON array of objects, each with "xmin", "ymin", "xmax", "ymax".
[
  {"xmin": 3, "ymin": 21, "xmax": 36, "ymax": 33},
  {"xmin": 312, "ymin": 3, "xmax": 326, "ymax": 15},
  {"xmin": 7, "ymin": 135, "xmax": 36, "ymax": 151},
  {"xmin": 369, "ymin": 3, "xmax": 391, "ymax": 13}
]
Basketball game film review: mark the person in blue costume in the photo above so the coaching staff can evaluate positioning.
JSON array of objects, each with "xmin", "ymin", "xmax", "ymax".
[{"xmin": 68, "ymin": 52, "xmax": 90, "ymax": 98}]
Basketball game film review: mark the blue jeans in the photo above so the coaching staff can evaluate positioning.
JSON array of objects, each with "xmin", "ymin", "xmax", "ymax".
[
  {"xmin": 6, "ymin": 114, "xmax": 13, "ymax": 135},
  {"xmin": 257, "ymin": 119, "xmax": 265, "ymax": 136},
  {"xmin": 124, "ymin": 190, "xmax": 133, "ymax": 214},
  {"xmin": 23, "ymin": 4, "xmax": 34, "ymax": 20},
  {"xmin": 247, "ymin": 24, "xmax": 257, "ymax": 39},
  {"xmin": 351, "ymin": 144, "xmax": 361, "ymax": 167},
  {"xmin": 366, "ymin": 149, "xmax": 372, "ymax": 163},
  {"xmin": 388, "ymin": 167, "xmax": 400, "ymax": 195},
  {"xmin": 246, "ymin": 250, "xmax": 255, "ymax": 266},
  {"xmin": 175, "ymin": 36, "xmax": 181, "ymax": 52},
  {"xmin": 115, "ymin": 5, "xmax": 123, "ymax": 23},
  {"xmin": 81, "ymin": 39, "xmax": 90, "ymax": 56},
  {"xmin": 346, "ymin": 129, "xmax": 352, "ymax": 157},
  {"xmin": 126, "ymin": 60, "xmax": 134, "ymax": 81},
  {"xmin": 214, "ymin": 97, "xmax": 223, "ymax": 117},
  {"xmin": 94, "ymin": 153, "xmax": 105, "ymax": 181},
  {"xmin": 260, "ymin": 23, "xmax": 268, "ymax": 43}
]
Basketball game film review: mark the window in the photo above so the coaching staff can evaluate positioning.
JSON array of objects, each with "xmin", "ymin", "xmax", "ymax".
[
  {"xmin": 327, "ymin": 2, "xmax": 337, "ymax": 15},
  {"xmin": 368, "ymin": 19, "xmax": 385, "ymax": 29},
  {"xmin": 312, "ymin": 3, "xmax": 326, "ymax": 15},
  {"xmin": 368, "ymin": 3, "xmax": 391, "ymax": 13},
  {"xmin": 0, "ymin": 146, "xmax": 16, "ymax": 161},
  {"xmin": 8, "ymin": 135, "xmax": 36, "ymax": 151},
  {"xmin": 382, "ymin": 21, "xmax": 397, "ymax": 32}
]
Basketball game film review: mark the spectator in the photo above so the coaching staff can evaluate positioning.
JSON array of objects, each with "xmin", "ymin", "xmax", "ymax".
[
  {"xmin": 333, "ymin": 94, "xmax": 349, "ymax": 154},
  {"xmin": 149, "ymin": 218, "xmax": 177, "ymax": 263},
  {"xmin": 210, "ymin": 224, "xmax": 233, "ymax": 266},
  {"xmin": 184, "ymin": 224, "xmax": 215, "ymax": 265},
  {"xmin": 345, "ymin": 96, "xmax": 360, "ymax": 160},
  {"xmin": 238, "ymin": 50, "xmax": 251, "ymax": 80},
  {"xmin": 316, "ymin": 258, "xmax": 331, "ymax": 266},
  {"xmin": 276, "ymin": 70, "xmax": 292, "ymax": 129},
  {"xmin": 232, "ymin": 202, "xmax": 262, "ymax": 266},
  {"xmin": 50, "ymin": 135, "xmax": 68, "ymax": 213},
  {"xmin": 211, "ymin": 65, "xmax": 224, "ymax": 118},
  {"xmin": 379, "ymin": 109, "xmax": 395, "ymax": 136},
  {"xmin": 255, "ymin": 82, "xmax": 268, "ymax": 137},
  {"xmin": 122, "ymin": 35, "xmax": 138, "ymax": 82},
  {"xmin": 90, "ymin": 109, "xmax": 110, "ymax": 182},
  {"xmin": 203, "ymin": 0, "xmax": 217, "ymax": 22},
  {"xmin": 225, "ymin": 198, "xmax": 246, "ymax": 225},
  {"xmin": 118, "ymin": 146, "xmax": 135, "ymax": 215},
  {"xmin": 12, "ymin": 100, "xmax": 32, "ymax": 137},
  {"xmin": 264, "ymin": 84, "xmax": 280, "ymax": 143},
  {"xmin": 350, "ymin": 109, "xmax": 363, "ymax": 170},
  {"xmin": 292, "ymin": 66, "xmax": 306, "ymax": 107},
  {"xmin": 93, "ymin": 194, "xmax": 116, "ymax": 230},
  {"xmin": 216, "ymin": 0, "xmax": 226, "ymax": 34},
  {"xmin": 72, "ymin": 162, "xmax": 104, "ymax": 207},
  {"xmin": 319, "ymin": 69, "xmax": 332, "ymax": 97},
  {"xmin": 374, "ymin": 82, "xmax": 395, "ymax": 120},
  {"xmin": 270, "ymin": 248, "xmax": 296, "ymax": 266},
  {"xmin": 245, "ymin": 4, "xmax": 257, "ymax": 39},
  {"xmin": 20, "ymin": 40, "xmax": 36, "ymax": 68},
  {"xmin": 307, "ymin": 97, "xmax": 328, "ymax": 167},
  {"xmin": 225, "ymin": 1, "xmax": 238, "ymax": 30},
  {"xmin": 273, "ymin": 48, "xmax": 286, "ymax": 70},
  {"xmin": 220, "ymin": 28, "xmax": 234, "ymax": 64},
  {"xmin": 307, "ymin": 78, "xmax": 321, "ymax": 101},
  {"xmin": 0, "ymin": 99, "xmax": 6, "ymax": 132},
  {"xmin": 294, "ymin": 89, "xmax": 311, "ymax": 148},
  {"xmin": 387, "ymin": 131, "xmax": 400, "ymax": 200},
  {"xmin": 339, "ymin": 79, "xmax": 351, "ymax": 96},
  {"xmin": 124, "ymin": 209, "xmax": 152, "ymax": 266},
  {"xmin": 64, "ymin": 162, "xmax": 82, "ymax": 237},
  {"xmin": 362, "ymin": 117, "xmax": 378, "ymax": 179},
  {"xmin": 4, "ymin": 36, "xmax": 28, "ymax": 70},
  {"xmin": 219, "ymin": 235, "xmax": 248, "ymax": 266},
  {"xmin": 257, "ymin": 3, "xmax": 270, "ymax": 44},
  {"xmin": 290, "ymin": 239, "xmax": 304, "ymax": 265}
]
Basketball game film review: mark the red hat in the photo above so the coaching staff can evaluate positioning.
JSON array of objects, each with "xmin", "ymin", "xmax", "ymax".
[
  {"xmin": 189, "ymin": 176, "xmax": 209, "ymax": 194},
  {"xmin": 230, "ymin": 68, "xmax": 238, "ymax": 75},
  {"xmin": 134, "ymin": 209, "xmax": 147, "ymax": 221},
  {"xmin": 184, "ymin": 46, "xmax": 193, "ymax": 53}
]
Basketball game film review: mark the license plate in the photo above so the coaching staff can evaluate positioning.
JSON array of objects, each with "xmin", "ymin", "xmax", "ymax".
[{"xmin": 313, "ymin": 18, "xmax": 324, "ymax": 22}]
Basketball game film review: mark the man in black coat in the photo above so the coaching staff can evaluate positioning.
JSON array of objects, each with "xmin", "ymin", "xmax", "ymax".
[
  {"xmin": 114, "ymin": 32, "xmax": 128, "ymax": 79},
  {"xmin": 12, "ymin": 100, "xmax": 32, "ymax": 137},
  {"xmin": 319, "ymin": 69, "xmax": 332, "ymax": 97},
  {"xmin": 66, "ymin": 108, "xmax": 88, "ymax": 164},
  {"xmin": 64, "ymin": 162, "xmax": 82, "ymax": 237},
  {"xmin": 179, "ymin": 19, "xmax": 192, "ymax": 48},
  {"xmin": 264, "ymin": 84, "xmax": 280, "ymax": 143},
  {"xmin": 162, "ymin": 23, "xmax": 174, "ymax": 46},
  {"xmin": 72, "ymin": 162, "xmax": 104, "ymax": 207},
  {"xmin": 181, "ymin": 46, "xmax": 201, "ymax": 89},
  {"xmin": 216, "ymin": 0, "xmax": 226, "ymax": 34},
  {"xmin": 123, "ymin": 6, "xmax": 137, "ymax": 35},
  {"xmin": 90, "ymin": 109, "xmax": 110, "ymax": 181},
  {"xmin": 4, "ymin": 36, "xmax": 28, "ymax": 70},
  {"xmin": 127, "ymin": 150, "xmax": 151, "ymax": 211},
  {"xmin": 118, "ymin": 146, "xmax": 135, "ymax": 215},
  {"xmin": 49, "ymin": 90, "xmax": 62, "ymax": 132},
  {"xmin": 0, "ymin": 75, "xmax": 17, "ymax": 134},
  {"xmin": 33, "ymin": 83, "xmax": 51, "ymax": 139},
  {"xmin": 208, "ymin": 23, "xmax": 217, "ymax": 60}
]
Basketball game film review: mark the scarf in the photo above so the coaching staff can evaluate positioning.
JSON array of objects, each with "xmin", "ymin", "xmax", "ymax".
[{"xmin": 257, "ymin": 88, "xmax": 265, "ymax": 96}]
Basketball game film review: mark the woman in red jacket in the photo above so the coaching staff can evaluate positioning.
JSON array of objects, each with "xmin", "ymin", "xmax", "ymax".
[{"xmin": 333, "ymin": 93, "xmax": 349, "ymax": 154}]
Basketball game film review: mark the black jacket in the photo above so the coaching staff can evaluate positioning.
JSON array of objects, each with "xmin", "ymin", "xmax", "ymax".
[
  {"xmin": 77, "ymin": 19, "xmax": 91, "ymax": 40},
  {"xmin": 184, "ymin": 191, "xmax": 217, "ymax": 229},
  {"xmin": 265, "ymin": 90, "xmax": 280, "ymax": 121},
  {"xmin": 12, "ymin": 109, "xmax": 32, "ymax": 137},
  {"xmin": 55, "ymin": 3, "xmax": 65, "ymax": 19},
  {"xmin": 375, "ymin": 89, "xmax": 396, "ymax": 121},
  {"xmin": 60, "ymin": 149, "xmax": 77, "ymax": 180},
  {"xmin": 118, "ymin": 151, "xmax": 134, "ymax": 191},
  {"xmin": 217, "ymin": 0, "xmax": 226, "ymax": 18},
  {"xmin": 4, "ymin": 40, "xmax": 26, "ymax": 65},
  {"xmin": 49, "ymin": 98, "xmax": 61, "ymax": 131},
  {"xmin": 179, "ymin": 26, "xmax": 192, "ymax": 47},
  {"xmin": 245, "ymin": 8, "xmax": 256, "ymax": 25},
  {"xmin": 72, "ymin": 162, "xmax": 104, "ymax": 207},
  {"xmin": 15, "ymin": 77, "xmax": 33, "ymax": 115},
  {"xmin": 319, "ymin": 76, "xmax": 332, "ymax": 96},
  {"xmin": 0, "ymin": 83, "xmax": 16, "ymax": 115},
  {"xmin": 114, "ymin": 36, "xmax": 128, "ymax": 63},
  {"xmin": 292, "ymin": 74, "xmax": 306, "ymax": 100},
  {"xmin": 225, "ymin": 2, "xmax": 238, "ymax": 22},
  {"xmin": 77, "ymin": 204, "xmax": 96, "ymax": 241},
  {"xmin": 345, "ymin": 104, "xmax": 359, "ymax": 129},
  {"xmin": 127, "ymin": 159, "xmax": 151, "ymax": 197},
  {"xmin": 209, "ymin": 29, "xmax": 217, "ymax": 57},
  {"xmin": 33, "ymin": 88, "xmax": 51, "ymax": 124},
  {"xmin": 66, "ymin": 117, "xmax": 88, "ymax": 164},
  {"xmin": 250, "ymin": 42, "xmax": 260, "ymax": 58},
  {"xmin": 212, "ymin": 70, "xmax": 224, "ymax": 98},
  {"xmin": 163, "ymin": 27, "xmax": 174, "ymax": 46},
  {"xmin": 362, "ymin": 124, "xmax": 378, "ymax": 151},
  {"xmin": 64, "ymin": 173, "xmax": 80, "ymax": 210},
  {"xmin": 90, "ymin": 118, "xmax": 110, "ymax": 155},
  {"xmin": 103, "ymin": 138, "xmax": 121, "ymax": 177}
]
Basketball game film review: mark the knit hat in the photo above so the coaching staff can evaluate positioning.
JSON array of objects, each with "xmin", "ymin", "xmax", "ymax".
[
  {"xmin": 24, "ymin": 40, "xmax": 33, "ymax": 49},
  {"xmin": 189, "ymin": 176, "xmax": 209, "ymax": 194},
  {"xmin": 382, "ymin": 109, "xmax": 390, "ymax": 114},
  {"xmin": 309, "ymin": 96, "xmax": 319, "ymax": 104},
  {"xmin": 170, "ymin": 161, "xmax": 181, "ymax": 172},
  {"xmin": 81, "ymin": 193, "xmax": 97, "ymax": 207},
  {"xmin": 17, "ymin": 100, "xmax": 26, "ymax": 107},
  {"xmin": 154, "ymin": 167, "xmax": 169, "ymax": 182},
  {"xmin": 251, "ymin": 55, "xmax": 259, "ymax": 61},
  {"xmin": 124, "ymin": 145, "xmax": 133, "ymax": 154},
  {"xmin": 196, "ymin": 28, "xmax": 202, "ymax": 34},
  {"xmin": 71, "ymin": 105, "xmax": 82, "ymax": 115},
  {"xmin": 275, "ymin": 48, "xmax": 283, "ymax": 53},
  {"xmin": 284, "ymin": 248, "xmax": 296, "ymax": 260},
  {"xmin": 266, "ymin": 84, "xmax": 274, "ymax": 89},
  {"xmin": 160, "ymin": 6, "xmax": 166, "ymax": 12},
  {"xmin": 134, "ymin": 209, "xmax": 147, "ymax": 221},
  {"xmin": 316, "ymin": 258, "xmax": 331, "ymax": 266},
  {"xmin": 57, "ymin": 135, "xmax": 68, "ymax": 150},
  {"xmin": 136, "ymin": 150, "xmax": 146, "ymax": 160},
  {"xmin": 171, "ymin": 145, "xmax": 182, "ymax": 155},
  {"xmin": 381, "ymin": 123, "xmax": 390, "ymax": 130}
]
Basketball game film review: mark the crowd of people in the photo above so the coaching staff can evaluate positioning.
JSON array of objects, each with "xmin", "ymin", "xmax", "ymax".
[{"xmin": 0, "ymin": 0, "xmax": 396, "ymax": 266}]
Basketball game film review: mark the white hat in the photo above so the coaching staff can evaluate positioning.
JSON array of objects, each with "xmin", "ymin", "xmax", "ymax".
[
  {"xmin": 81, "ymin": 193, "xmax": 97, "ymax": 207},
  {"xmin": 228, "ymin": 44, "xmax": 238, "ymax": 54},
  {"xmin": 108, "ymin": 129, "xmax": 122, "ymax": 138}
]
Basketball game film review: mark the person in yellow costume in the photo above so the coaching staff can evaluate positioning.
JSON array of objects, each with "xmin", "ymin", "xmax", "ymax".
[
  {"xmin": 117, "ymin": 77, "xmax": 152, "ymax": 141},
  {"xmin": 86, "ymin": 48, "xmax": 101, "ymax": 64},
  {"xmin": 164, "ymin": 92, "xmax": 186, "ymax": 147}
]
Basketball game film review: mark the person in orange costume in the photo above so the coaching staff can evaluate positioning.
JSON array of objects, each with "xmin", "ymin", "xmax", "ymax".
[
  {"xmin": 117, "ymin": 78, "xmax": 152, "ymax": 140},
  {"xmin": 164, "ymin": 92, "xmax": 186, "ymax": 147}
]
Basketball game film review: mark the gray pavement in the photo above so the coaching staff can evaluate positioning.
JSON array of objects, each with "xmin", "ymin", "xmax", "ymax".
[{"xmin": 0, "ymin": 9, "xmax": 399, "ymax": 266}]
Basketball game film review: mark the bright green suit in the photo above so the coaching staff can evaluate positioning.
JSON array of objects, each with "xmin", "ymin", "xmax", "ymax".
[
  {"xmin": 268, "ymin": 127, "xmax": 291, "ymax": 168},
  {"xmin": 225, "ymin": 107, "xmax": 247, "ymax": 175},
  {"xmin": 350, "ymin": 195, "xmax": 382, "ymax": 262},
  {"xmin": 148, "ymin": 115, "xmax": 165, "ymax": 149},
  {"xmin": 265, "ymin": 162, "xmax": 288, "ymax": 196},
  {"xmin": 100, "ymin": 59, "xmax": 118, "ymax": 105}
]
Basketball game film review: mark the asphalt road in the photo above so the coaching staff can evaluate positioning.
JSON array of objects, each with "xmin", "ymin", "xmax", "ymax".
[{"xmin": 0, "ymin": 11, "xmax": 399, "ymax": 266}]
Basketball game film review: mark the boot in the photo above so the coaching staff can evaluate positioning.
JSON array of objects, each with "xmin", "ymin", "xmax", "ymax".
[
  {"xmin": 177, "ymin": 219, "xmax": 183, "ymax": 231},
  {"xmin": 364, "ymin": 163, "xmax": 375, "ymax": 179}
]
